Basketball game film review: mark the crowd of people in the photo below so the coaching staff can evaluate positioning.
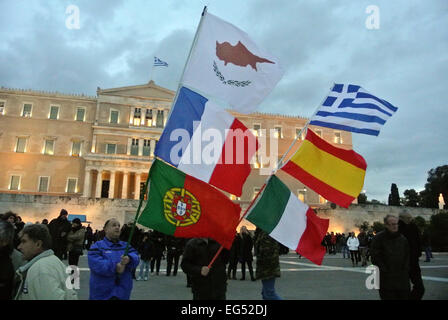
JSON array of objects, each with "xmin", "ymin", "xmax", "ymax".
[{"xmin": 0, "ymin": 208, "xmax": 430, "ymax": 301}]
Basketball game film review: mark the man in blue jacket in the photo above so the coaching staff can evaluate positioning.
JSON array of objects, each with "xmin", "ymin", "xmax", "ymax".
[{"xmin": 88, "ymin": 218, "xmax": 140, "ymax": 300}]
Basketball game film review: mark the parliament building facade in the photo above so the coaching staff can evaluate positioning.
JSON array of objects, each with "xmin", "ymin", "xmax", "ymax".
[{"xmin": 0, "ymin": 81, "xmax": 355, "ymax": 224}]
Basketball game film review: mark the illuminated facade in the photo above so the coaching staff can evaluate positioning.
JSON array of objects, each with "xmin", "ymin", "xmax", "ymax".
[{"xmin": 0, "ymin": 81, "xmax": 354, "ymax": 209}]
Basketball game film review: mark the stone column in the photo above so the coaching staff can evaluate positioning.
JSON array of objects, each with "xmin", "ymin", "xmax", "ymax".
[
  {"xmin": 91, "ymin": 134, "xmax": 97, "ymax": 153},
  {"xmin": 163, "ymin": 109, "xmax": 168, "ymax": 127},
  {"xmin": 82, "ymin": 169, "xmax": 91, "ymax": 198},
  {"xmin": 153, "ymin": 109, "xmax": 158, "ymax": 127},
  {"xmin": 127, "ymin": 138, "xmax": 132, "ymax": 156},
  {"xmin": 108, "ymin": 170, "xmax": 116, "ymax": 199},
  {"xmin": 138, "ymin": 138, "xmax": 144, "ymax": 156},
  {"xmin": 122, "ymin": 171, "xmax": 129, "ymax": 199},
  {"xmin": 129, "ymin": 107, "xmax": 135, "ymax": 125},
  {"xmin": 95, "ymin": 170, "xmax": 102, "ymax": 198},
  {"xmin": 150, "ymin": 139, "xmax": 156, "ymax": 157},
  {"xmin": 134, "ymin": 172, "xmax": 141, "ymax": 200},
  {"xmin": 141, "ymin": 107, "xmax": 146, "ymax": 126}
]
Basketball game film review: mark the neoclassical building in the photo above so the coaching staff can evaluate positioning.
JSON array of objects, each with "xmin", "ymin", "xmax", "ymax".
[{"xmin": 0, "ymin": 81, "xmax": 354, "ymax": 213}]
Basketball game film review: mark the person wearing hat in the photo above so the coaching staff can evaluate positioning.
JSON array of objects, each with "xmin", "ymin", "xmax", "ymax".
[{"xmin": 67, "ymin": 218, "xmax": 86, "ymax": 267}]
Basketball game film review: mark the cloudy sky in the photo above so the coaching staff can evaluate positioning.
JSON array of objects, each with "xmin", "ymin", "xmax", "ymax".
[{"xmin": 1, "ymin": 0, "xmax": 447, "ymax": 203}]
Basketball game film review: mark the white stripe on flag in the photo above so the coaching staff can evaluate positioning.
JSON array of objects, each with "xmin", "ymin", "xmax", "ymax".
[
  {"xmin": 269, "ymin": 193, "xmax": 308, "ymax": 250},
  {"xmin": 178, "ymin": 100, "xmax": 234, "ymax": 182},
  {"xmin": 311, "ymin": 114, "xmax": 383, "ymax": 132}
]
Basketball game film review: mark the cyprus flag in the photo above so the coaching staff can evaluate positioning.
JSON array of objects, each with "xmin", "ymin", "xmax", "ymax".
[{"xmin": 182, "ymin": 12, "xmax": 284, "ymax": 113}]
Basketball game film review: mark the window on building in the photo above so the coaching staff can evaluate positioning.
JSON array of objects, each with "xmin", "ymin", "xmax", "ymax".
[
  {"xmin": 143, "ymin": 139, "xmax": 151, "ymax": 156},
  {"xmin": 106, "ymin": 143, "xmax": 116, "ymax": 154},
  {"xmin": 49, "ymin": 106, "xmax": 59, "ymax": 120},
  {"xmin": 110, "ymin": 110, "xmax": 119, "ymax": 124},
  {"xmin": 9, "ymin": 176, "xmax": 21, "ymax": 191},
  {"xmin": 253, "ymin": 187, "xmax": 261, "ymax": 200},
  {"xmin": 319, "ymin": 195, "xmax": 327, "ymax": 204},
  {"xmin": 296, "ymin": 128, "xmax": 304, "ymax": 140},
  {"xmin": 0, "ymin": 101, "xmax": 5, "ymax": 115},
  {"xmin": 38, "ymin": 176, "xmax": 49, "ymax": 192},
  {"xmin": 156, "ymin": 110, "xmax": 164, "ymax": 127},
  {"xmin": 298, "ymin": 189, "xmax": 306, "ymax": 202},
  {"xmin": 22, "ymin": 104, "xmax": 32, "ymax": 117},
  {"xmin": 334, "ymin": 132, "xmax": 342, "ymax": 144},
  {"xmin": 253, "ymin": 124, "xmax": 261, "ymax": 137},
  {"xmin": 71, "ymin": 141, "xmax": 82, "ymax": 156},
  {"xmin": 133, "ymin": 108, "xmax": 141, "ymax": 126},
  {"xmin": 274, "ymin": 126, "xmax": 282, "ymax": 139},
  {"xmin": 130, "ymin": 139, "xmax": 139, "ymax": 156},
  {"xmin": 15, "ymin": 137, "xmax": 27, "ymax": 153},
  {"xmin": 146, "ymin": 109, "xmax": 153, "ymax": 126},
  {"xmin": 66, "ymin": 178, "xmax": 77, "ymax": 193},
  {"xmin": 43, "ymin": 139, "xmax": 55, "ymax": 155},
  {"xmin": 76, "ymin": 108, "xmax": 86, "ymax": 122}
]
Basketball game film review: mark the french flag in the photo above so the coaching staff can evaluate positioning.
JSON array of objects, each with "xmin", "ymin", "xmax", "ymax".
[{"xmin": 155, "ymin": 86, "xmax": 259, "ymax": 196}]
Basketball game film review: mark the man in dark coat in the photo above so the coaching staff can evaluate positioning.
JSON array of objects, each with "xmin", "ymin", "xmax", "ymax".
[
  {"xmin": 239, "ymin": 226, "xmax": 255, "ymax": 281},
  {"xmin": 371, "ymin": 215, "xmax": 411, "ymax": 300},
  {"xmin": 165, "ymin": 235, "xmax": 184, "ymax": 276},
  {"xmin": 227, "ymin": 233, "xmax": 240, "ymax": 280},
  {"xmin": 48, "ymin": 209, "xmax": 72, "ymax": 259},
  {"xmin": 181, "ymin": 238, "xmax": 229, "ymax": 300},
  {"xmin": 398, "ymin": 211, "xmax": 425, "ymax": 300}
]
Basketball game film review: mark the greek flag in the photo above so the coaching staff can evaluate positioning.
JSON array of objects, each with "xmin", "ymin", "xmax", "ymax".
[
  {"xmin": 309, "ymin": 84, "xmax": 398, "ymax": 136},
  {"xmin": 154, "ymin": 57, "xmax": 168, "ymax": 67}
]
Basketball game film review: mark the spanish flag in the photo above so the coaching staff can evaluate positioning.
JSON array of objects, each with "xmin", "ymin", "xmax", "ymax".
[{"xmin": 281, "ymin": 129, "xmax": 367, "ymax": 208}]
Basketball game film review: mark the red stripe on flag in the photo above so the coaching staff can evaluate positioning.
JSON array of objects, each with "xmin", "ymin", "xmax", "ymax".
[
  {"xmin": 296, "ymin": 208, "xmax": 329, "ymax": 265},
  {"xmin": 306, "ymin": 129, "xmax": 367, "ymax": 170},
  {"xmin": 174, "ymin": 174, "xmax": 241, "ymax": 249},
  {"xmin": 209, "ymin": 118, "xmax": 259, "ymax": 196},
  {"xmin": 281, "ymin": 161, "xmax": 355, "ymax": 208}
]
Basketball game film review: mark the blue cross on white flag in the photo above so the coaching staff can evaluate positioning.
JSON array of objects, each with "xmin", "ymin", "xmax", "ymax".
[
  {"xmin": 309, "ymin": 84, "xmax": 398, "ymax": 136},
  {"xmin": 154, "ymin": 57, "xmax": 168, "ymax": 67}
]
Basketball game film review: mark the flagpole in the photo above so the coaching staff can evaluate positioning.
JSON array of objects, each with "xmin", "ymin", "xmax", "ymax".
[{"xmin": 166, "ymin": 6, "xmax": 208, "ymax": 122}]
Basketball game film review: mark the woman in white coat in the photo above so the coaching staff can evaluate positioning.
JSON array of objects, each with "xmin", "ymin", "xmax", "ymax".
[{"xmin": 347, "ymin": 232, "xmax": 360, "ymax": 267}]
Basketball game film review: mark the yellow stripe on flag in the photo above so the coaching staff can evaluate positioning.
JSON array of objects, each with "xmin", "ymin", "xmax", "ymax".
[{"xmin": 290, "ymin": 140, "xmax": 366, "ymax": 197}]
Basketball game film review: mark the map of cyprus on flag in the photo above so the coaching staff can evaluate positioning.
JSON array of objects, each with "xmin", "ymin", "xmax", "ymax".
[{"xmin": 183, "ymin": 12, "xmax": 284, "ymax": 114}]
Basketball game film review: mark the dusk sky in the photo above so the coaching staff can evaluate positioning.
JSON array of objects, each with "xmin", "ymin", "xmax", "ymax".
[{"xmin": 1, "ymin": 0, "xmax": 447, "ymax": 203}]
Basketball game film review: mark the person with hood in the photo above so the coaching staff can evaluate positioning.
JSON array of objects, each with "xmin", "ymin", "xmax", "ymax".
[
  {"xmin": 398, "ymin": 211, "xmax": 425, "ymax": 300},
  {"xmin": 181, "ymin": 237, "xmax": 229, "ymax": 300},
  {"xmin": 48, "ymin": 209, "xmax": 72, "ymax": 259},
  {"xmin": 14, "ymin": 224, "xmax": 77, "ymax": 300},
  {"xmin": 371, "ymin": 215, "xmax": 411, "ymax": 300},
  {"xmin": 88, "ymin": 218, "xmax": 140, "ymax": 300},
  {"xmin": 67, "ymin": 218, "xmax": 86, "ymax": 266},
  {"xmin": 254, "ymin": 228, "xmax": 281, "ymax": 300}
]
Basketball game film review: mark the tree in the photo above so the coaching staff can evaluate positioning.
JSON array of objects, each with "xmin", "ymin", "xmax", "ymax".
[
  {"xmin": 413, "ymin": 216, "xmax": 427, "ymax": 232},
  {"xmin": 372, "ymin": 221, "xmax": 385, "ymax": 234},
  {"xmin": 428, "ymin": 211, "xmax": 448, "ymax": 251},
  {"xmin": 420, "ymin": 165, "xmax": 448, "ymax": 209},
  {"xmin": 356, "ymin": 221, "xmax": 370, "ymax": 232},
  {"xmin": 357, "ymin": 192, "xmax": 367, "ymax": 204},
  {"xmin": 388, "ymin": 183, "xmax": 401, "ymax": 206},
  {"xmin": 403, "ymin": 189, "xmax": 420, "ymax": 207}
]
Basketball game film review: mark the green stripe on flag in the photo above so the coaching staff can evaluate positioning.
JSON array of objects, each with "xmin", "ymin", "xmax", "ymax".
[
  {"xmin": 245, "ymin": 175, "xmax": 291, "ymax": 234},
  {"xmin": 138, "ymin": 160, "xmax": 185, "ymax": 235}
]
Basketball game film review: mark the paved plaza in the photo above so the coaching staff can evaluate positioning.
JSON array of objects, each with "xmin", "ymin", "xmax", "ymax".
[{"xmin": 71, "ymin": 251, "xmax": 448, "ymax": 300}]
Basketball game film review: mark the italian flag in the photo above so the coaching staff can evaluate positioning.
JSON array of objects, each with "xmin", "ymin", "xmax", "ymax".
[
  {"xmin": 245, "ymin": 175, "xmax": 329, "ymax": 265},
  {"xmin": 138, "ymin": 159, "xmax": 241, "ymax": 249}
]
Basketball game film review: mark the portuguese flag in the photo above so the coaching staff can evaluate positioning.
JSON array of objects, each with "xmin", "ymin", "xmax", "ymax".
[
  {"xmin": 246, "ymin": 175, "xmax": 329, "ymax": 265},
  {"xmin": 138, "ymin": 159, "xmax": 241, "ymax": 249}
]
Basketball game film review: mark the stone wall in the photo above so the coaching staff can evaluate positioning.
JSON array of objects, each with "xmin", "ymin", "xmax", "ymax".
[{"xmin": 0, "ymin": 193, "xmax": 441, "ymax": 233}]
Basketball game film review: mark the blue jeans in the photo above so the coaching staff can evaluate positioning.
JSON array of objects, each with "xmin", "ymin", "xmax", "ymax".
[
  {"xmin": 424, "ymin": 246, "xmax": 433, "ymax": 261},
  {"xmin": 261, "ymin": 278, "xmax": 282, "ymax": 300},
  {"xmin": 139, "ymin": 260, "xmax": 150, "ymax": 279},
  {"xmin": 342, "ymin": 245, "xmax": 350, "ymax": 258}
]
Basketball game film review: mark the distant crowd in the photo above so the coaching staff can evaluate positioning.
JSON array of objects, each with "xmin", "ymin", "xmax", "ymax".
[{"xmin": 0, "ymin": 209, "xmax": 432, "ymax": 301}]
